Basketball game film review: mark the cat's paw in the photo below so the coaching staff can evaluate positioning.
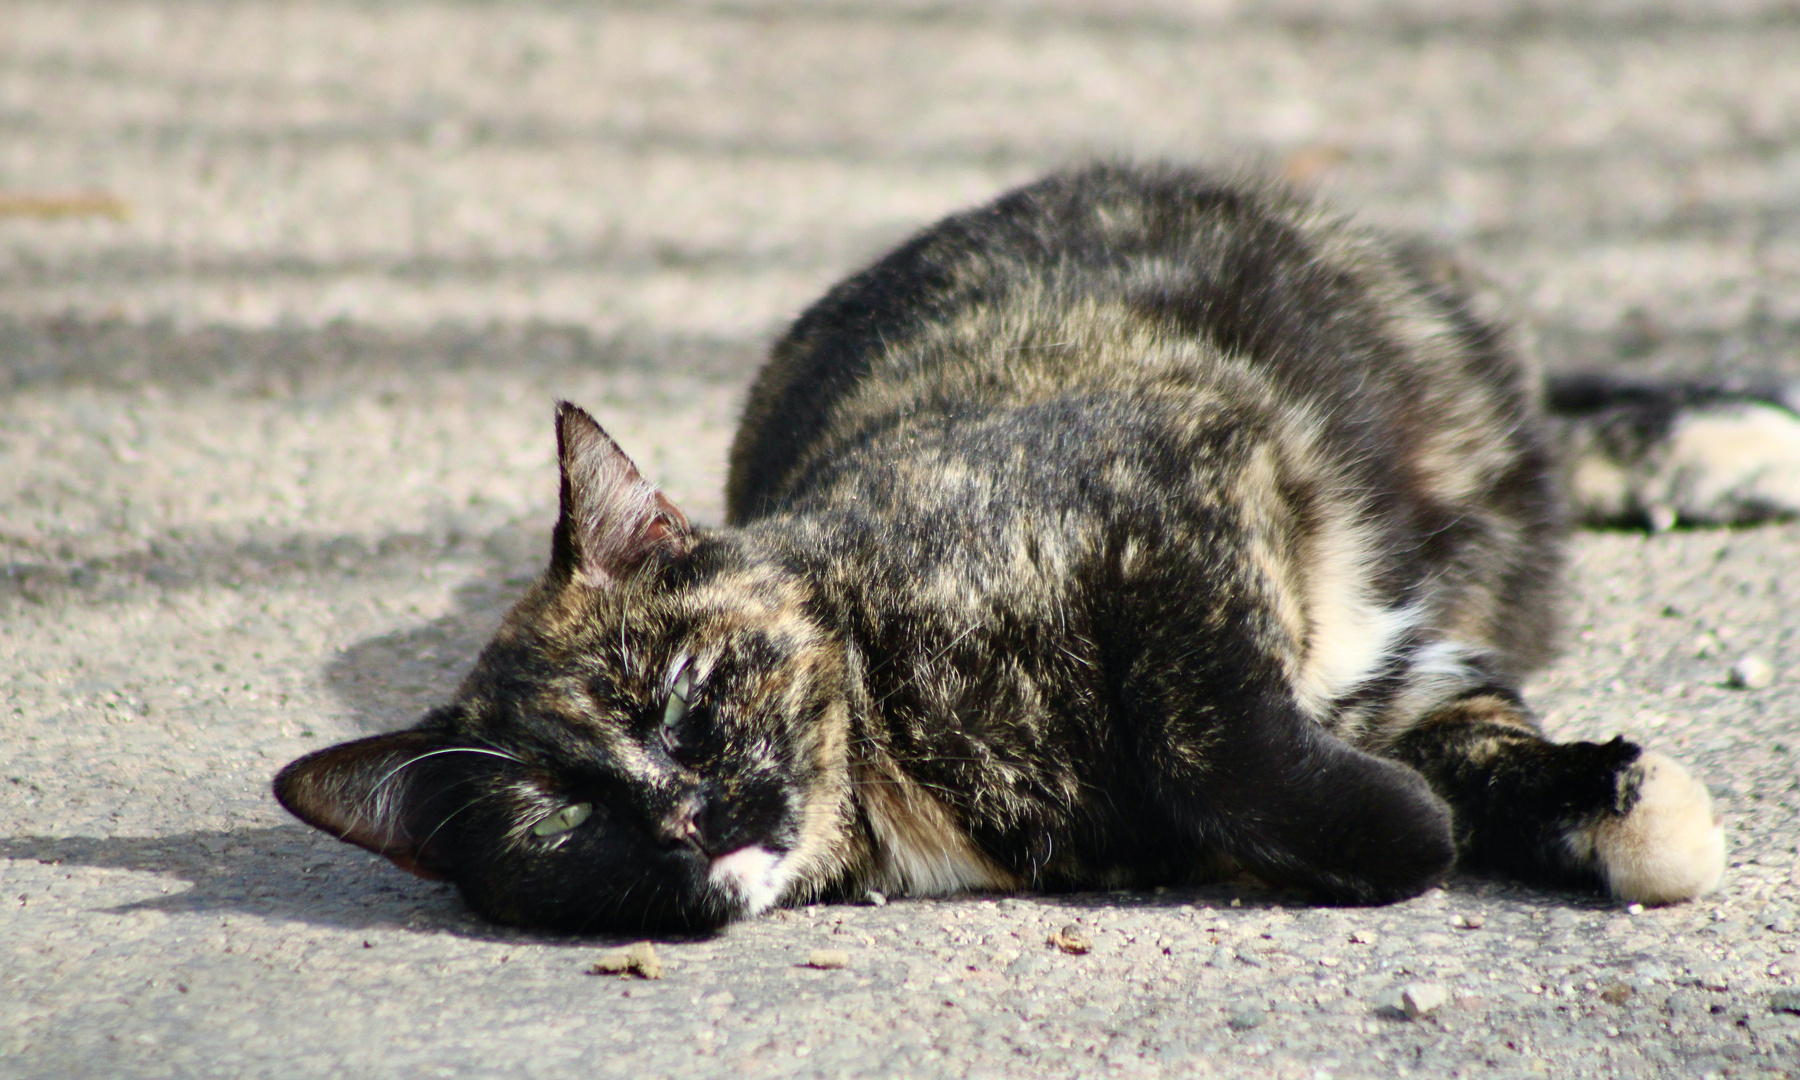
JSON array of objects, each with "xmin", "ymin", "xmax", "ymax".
[
  {"xmin": 1647, "ymin": 402, "xmax": 1800, "ymax": 527},
  {"xmin": 1570, "ymin": 751, "xmax": 1724, "ymax": 905}
]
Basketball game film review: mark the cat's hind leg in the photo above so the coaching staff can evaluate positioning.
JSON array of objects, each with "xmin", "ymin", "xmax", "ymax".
[
  {"xmin": 1389, "ymin": 691, "xmax": 1724, "ymax": 904},
  {"xmin": 1153, "ymin": 693, "xmax": 1457, "ymax": 905}
]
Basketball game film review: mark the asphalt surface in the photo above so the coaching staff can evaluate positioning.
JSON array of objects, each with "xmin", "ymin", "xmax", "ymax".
[{"xmin": 3, "ymin": 2, "xmax": 1799, "ymax": 1077}]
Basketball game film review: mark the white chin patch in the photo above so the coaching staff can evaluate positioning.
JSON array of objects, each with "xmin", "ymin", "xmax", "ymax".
[{"xmin": 708, "ymin": 846, "xmax": 789, "ymax": 915}]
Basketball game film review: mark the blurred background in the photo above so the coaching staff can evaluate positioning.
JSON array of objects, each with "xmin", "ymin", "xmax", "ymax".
[
  {"xmin": 6, "ymin": 0, "xmax": 1798, "ymax": 672},
  {"xmin": 7, "ymin": 0, "xmax": 1798, "ymax": 386}
]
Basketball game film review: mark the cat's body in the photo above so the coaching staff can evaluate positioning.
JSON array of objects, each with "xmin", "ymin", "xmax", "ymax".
[{"xmin": 277, "ymin": 165, "xmax": 1790, "ymax": 933}]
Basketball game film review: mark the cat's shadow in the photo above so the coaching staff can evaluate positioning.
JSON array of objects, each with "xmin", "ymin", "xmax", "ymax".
[
  {"xmin": 0, "ymin": 825, "xmax": 695, "ymax": 944},
  {"xmin": 319, "ymin": 522, "xmax": 544, "ymax": 736},
  {"xmin": 8, "ymin": 824, "xmax": 1580, "ymax": 942},
  {"xmin": 991, "ymin": 872, "xmax": 1580, "ymax": 916},
  {"xmin": 3, "ymin": 826, "xmax": 474, "ymax": 932}
]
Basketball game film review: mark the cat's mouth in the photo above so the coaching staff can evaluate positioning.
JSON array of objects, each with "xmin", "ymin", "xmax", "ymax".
[{"xmin": 707, "ymin": 845, "xmax": 790, "ymax": 915}]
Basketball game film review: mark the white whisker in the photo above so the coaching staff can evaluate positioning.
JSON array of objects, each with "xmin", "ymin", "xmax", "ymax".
[{"xmin": 343, "ymin": 746, "xmax": 524, "ymax": 842}]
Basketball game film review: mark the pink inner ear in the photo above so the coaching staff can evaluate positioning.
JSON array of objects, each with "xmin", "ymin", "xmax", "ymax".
[
  {"xmin": 621, "ymin": 490, "xmax": 692, "ymax": 570},
  {"xmin": 553, "ymin": 402, "xmax": 695, "ymax": 585},
  {"xmin": 650, "ymin": 489, "xmax": 692, "ymax": 538}
]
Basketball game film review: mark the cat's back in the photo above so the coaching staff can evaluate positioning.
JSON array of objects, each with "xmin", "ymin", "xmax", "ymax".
[{"xmin": 725, "ymin": 163, "xmax": 1540, "ymax": 532}]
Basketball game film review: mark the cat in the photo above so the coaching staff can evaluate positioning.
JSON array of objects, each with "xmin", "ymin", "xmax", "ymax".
[{"xmin": 275, "ymin": 163, "xmax": 1799, "ymax": 934}]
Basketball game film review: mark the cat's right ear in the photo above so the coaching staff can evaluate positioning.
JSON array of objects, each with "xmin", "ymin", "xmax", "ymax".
[
  {"xmin": 550, "ymin": 401, "xmax": 694, "ymax": 587},
  {"xmin": 272, "ymin": 731, "xmax": 457, "ymax": 880}
]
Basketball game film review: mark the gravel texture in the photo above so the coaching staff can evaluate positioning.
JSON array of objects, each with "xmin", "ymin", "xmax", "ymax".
[{"xmin": 3, "ymin": 2, "xmax": 1800, "ymax": 1078}]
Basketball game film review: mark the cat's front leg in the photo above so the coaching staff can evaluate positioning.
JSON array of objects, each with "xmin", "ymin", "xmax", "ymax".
[{"xmin": 1389, "ymin": 691, "xmax": 1724, "ymax": 904}]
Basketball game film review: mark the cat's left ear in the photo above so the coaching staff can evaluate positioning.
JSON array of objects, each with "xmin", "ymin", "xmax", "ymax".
[
  {"xmin": 272, "ymin": 731, "xmax": 459, "ymax": 881},
  {"xmin": 550, "ymin": 401, "xmax": 694, "ymax": 587}
]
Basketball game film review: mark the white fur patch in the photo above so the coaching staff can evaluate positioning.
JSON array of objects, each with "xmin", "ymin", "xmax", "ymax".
[
  {"xmin": 866, "ymin": 816, "xmax": 1009, "ymax": 898},
  {"xmin": 1382, "ymin": 639, "xmax": 1492, "ymax": 726},
  {"xmin": 709, "ymin": 846, "xmax": 792, "ymax": 915},
  {"xmin": 1407, "ymin": 639, "xmax": 1481, "ymax": 680},
  {"xmin": 1289, "ymin": 514, "xmax": 1421, "ymax": 715},
  {"xmin": 1653, "ymin": 404, "xmax": 1800, "ymax": 525},
  {"xmin": 858, "ymin": 768, "xmax": 1018, "ymax": 898},
  {"xmin": 1567, "ymin": 751, "xmax": 1724, "ymax": 905}
]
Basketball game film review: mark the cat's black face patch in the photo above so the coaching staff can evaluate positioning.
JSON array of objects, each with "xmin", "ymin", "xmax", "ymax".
[
  {"xmin": 376, "ymin": 747, "xmax": 734, "ymax": 933},
  {"xmin": 460, "ymin": 769, "xmax": 776, "ymax": 934}
]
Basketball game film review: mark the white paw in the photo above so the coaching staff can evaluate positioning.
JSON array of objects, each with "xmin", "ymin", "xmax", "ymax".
[
  {"xmin": 1570, "ymin": 751, "xmax": 1724, "ymax": 905},
  {"xmin": 1648, "ymin": 403, "xmax": 1800, "ymax": 526}
]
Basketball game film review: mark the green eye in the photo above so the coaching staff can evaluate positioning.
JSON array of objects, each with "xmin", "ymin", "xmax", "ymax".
[
  {"xmin": 662, "ymin": 664, "xmax": 693, "ymax": 730},
  {"xmin": 531, "ymin": 802, "xmax": 592, "ymax": 837}
]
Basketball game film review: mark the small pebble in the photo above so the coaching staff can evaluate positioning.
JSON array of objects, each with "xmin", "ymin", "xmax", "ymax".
[
  {"xmin": 1401, "ymin": 983, "xmax": 1448, "ymax": 1019},
  {"xmin": 865, "ymin": 890, "xmax": 888, "ymax": 907},
  {"xmin": 1348, "ymin": 930, "xmax": 1375, "ymax": 945},
  {"xmin": 1728, "ymin": 655, "xmax": 1774, "ymax": 690},
  {"xmin": 625, "ymin": 941, "xmax": 663, "ymax": 979},
  {"xmin": 1698, "ymin": 969, "xmax": 1730, "ymax": 992},
  {"xmin": 806, "ymin": 949, "xmax": 849, "ymax": 970},
  {"xmin": 1047, "ymin": 926, "xmax": 1092, "ymax": 955},
  {"xmin": 1772, "ymin": 989, "xmax": 1800, "ymax": 1014},
  {"xmin": 1226, "ymin": 1006, "xmax": 1263, "ymax": 1031},
  {"xmin": 1452, "ymin": 912, "xmax": 1484, "ymax": 930},
  {"xmin": 588, "ymin": 940, "xmax": 663, "ymax": 979},
  {"xmin": 1599, "ymin": 982, "xmax": 1634, "ymax": 1005},
  {"xmin": 1626, "ymin": 903, "xmax": 1644, "ymax": 916}
]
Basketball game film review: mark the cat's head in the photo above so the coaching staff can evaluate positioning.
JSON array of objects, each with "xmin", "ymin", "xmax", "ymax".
[{"xmin": 275, "ymin": 403, "xmax": 854, "ymax": 934}]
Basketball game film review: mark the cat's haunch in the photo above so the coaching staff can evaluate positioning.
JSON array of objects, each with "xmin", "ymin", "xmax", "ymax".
[{"xmin": 275, "ymin": 165, "xmax": 1760, "ymax": 934}]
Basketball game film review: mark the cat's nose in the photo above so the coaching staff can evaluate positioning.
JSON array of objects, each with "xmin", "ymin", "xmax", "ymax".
[{"xmin": 655, "ymin": 801, "xmax": 706, "ymax": 853}]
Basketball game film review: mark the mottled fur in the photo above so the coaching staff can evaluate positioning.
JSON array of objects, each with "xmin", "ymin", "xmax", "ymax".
[{"xmin": 274, "ymin": 165, "xmax": 1786, "ymax": 933}]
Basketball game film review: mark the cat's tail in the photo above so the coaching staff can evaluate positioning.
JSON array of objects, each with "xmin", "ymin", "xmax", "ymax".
[{"xmin": 1545, "ymin": 373, "xmax": 1800, "ymax": 529}]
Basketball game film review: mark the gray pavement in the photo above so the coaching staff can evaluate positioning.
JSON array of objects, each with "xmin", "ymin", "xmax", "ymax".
[{"xmin": 3, "ymin": 2, "xmax": 1799, "ymax": 1077}]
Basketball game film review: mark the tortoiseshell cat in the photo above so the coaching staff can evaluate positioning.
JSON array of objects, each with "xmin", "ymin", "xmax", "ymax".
[{"xmin": 278, "ymin": 164, "xmax": 1800, "ymax": 933}]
